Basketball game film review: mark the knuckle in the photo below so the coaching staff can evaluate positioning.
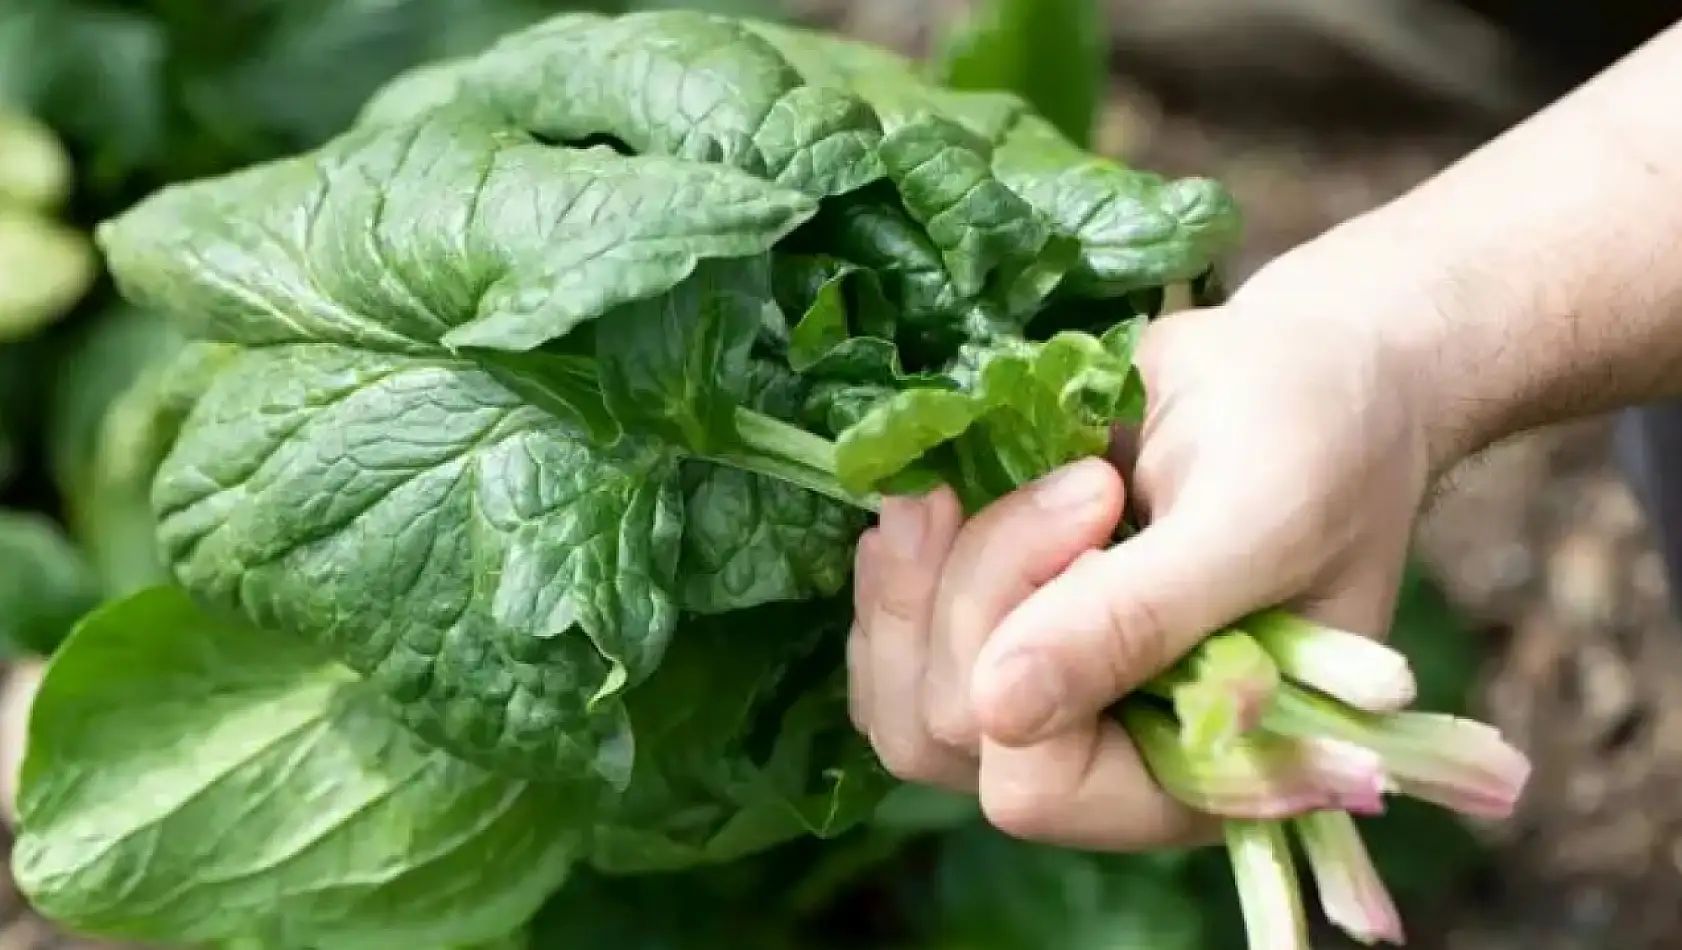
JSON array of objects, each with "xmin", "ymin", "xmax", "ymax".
[
  {"xmin": 925, "ymin": 703, "xmax": 979, "ymax": 752},
  {"xmin": 872, "ymin": 575, "xmax": 932, "ymax": 627}
]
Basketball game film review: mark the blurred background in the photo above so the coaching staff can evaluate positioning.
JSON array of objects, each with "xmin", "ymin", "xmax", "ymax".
[{"xmin": 0, "ymin": 1, "xmax": 1678, "ymax": 948}]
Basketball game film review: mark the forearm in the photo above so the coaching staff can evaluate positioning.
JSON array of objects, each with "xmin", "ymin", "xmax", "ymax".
[{"xmin": 1300, "ymin": 21, "xmax": 1682, "ymax": 470}]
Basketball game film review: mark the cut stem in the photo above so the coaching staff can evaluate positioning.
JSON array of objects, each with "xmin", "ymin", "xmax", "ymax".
[
  {"xmin": 1262, "ymin": 683, "xmax": 1531, "ymax": 820},
  {"xmin": 1245, "ymin": 610, "xmax": 1416, "ymax": 712},
  {"xmin": 1142, "ymin": 630, "xmax": 1280, "ymax": 754},
  {"xmin": 1122, "ymin": 703, "xmax": 1345, "ymax": 819},
  {"xmin": 1225, "ymin": 819, "xmax": 1311, "ymax": 950},
  {"xmin": 1293, "ymin": 810, "xmax": 1405, "ymax": 946},
  {"xmin": 724, "ymin": 408, "xmax": 880, "ymax": 510}
]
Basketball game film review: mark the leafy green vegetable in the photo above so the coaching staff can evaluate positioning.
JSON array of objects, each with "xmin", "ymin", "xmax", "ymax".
[
  {"xmin": 13, "ymin": 586, "xmax": 587, "ymax": 949},
  {"xmin": 587, "ymin": 598, "xmax": 889, "ymax": 874},
  {"xmin": 24, "ymin": 10, "xmax": 1498, "ymax": 950},
  {"xmin": 78, "ymin": 0, "xmax": 1222, "ymax": 827},
  {"xmin": 149, "ymin": 344, "xmax": 679, "ymax": 784}
]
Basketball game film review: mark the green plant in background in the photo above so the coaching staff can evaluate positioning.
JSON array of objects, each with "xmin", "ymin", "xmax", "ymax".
[
  {"xmin": 0, "ymin": 2, "xmax": 1508, "ymax": 950},
  {"xmin": 0, "ymin": 107, "xmax": 98, "ymax": 658},
  {"xmin": 0, "ymin": 113, "xmax": 89, "ymax": 343},
  {"xmin": 933, "ymin": 0, "xmax": 1108, "ymax": 148}
]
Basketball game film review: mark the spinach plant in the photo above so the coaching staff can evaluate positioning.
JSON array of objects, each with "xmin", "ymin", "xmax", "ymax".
[{"xmin": 8, "ymin": 11, "xmax": 1523, "ymax": 950}]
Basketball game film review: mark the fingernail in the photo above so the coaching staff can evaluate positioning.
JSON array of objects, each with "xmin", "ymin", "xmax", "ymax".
[
  {"xmin": 1032, "ymin": 460, "xmax": 1108, "ymax": 511},
  {"xmin": 878, "ymin": 496, "xmax": 927, "ymax": 557},
  {"xmin": 979, "ymin": 651, "xmax": 1062, "ymax": 740}
]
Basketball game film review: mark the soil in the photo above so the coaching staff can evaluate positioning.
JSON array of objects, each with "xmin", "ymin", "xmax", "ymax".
[{"xmin": 5, "ymin": 3, "xmax": 1682, "ymax": 949}]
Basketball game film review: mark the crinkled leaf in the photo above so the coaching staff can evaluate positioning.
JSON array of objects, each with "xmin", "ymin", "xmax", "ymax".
[
  {"xmin": 743, "ymin": 22, "xmax": 1242, "ymax": 295},
  {"xmin": 994, "ymin": 115, "xmax": 1241, "ymax": 293},
  {"xmin": 677, "ymin": 463, "xmax": 862, "ymax": 614},
  {"xmin": 437, "ymin": 10, "xmax": 887, "ymax": 199},
  {"xmin": 833, "ymin": 319, "xmax": 1147, "ymax": 500},
  {"xmin": 588, "ymin": 600, "xmax": 891, "ymax": 874},
  {"xmin": 594, "ymin": 258, "xmax": 769, "ymax": 454},
  {"xmin": 14, "ymin": 586, "xmax": 589, "ymax": 949},
  {"xmin": 877, "ymin": 113, "xmax": 1077, "ymax": 319},
  {"xmin": 151, "ymin": 344, "xmax": 685, "ymax": 783},
  {"xmin": 94, "ymin": 110, "xmax": 819, "ymax": 356},
  {"xmin": 0, "ymin": 510, "xmax": 99, "ymax": 657},
  {"xmin": 791, "ymin": 191, "xmax": 969, "ymax": 346},
  {"xmin": 467, "ymin": 347, "xmax": 621, "ymax": 446},
  {"xmin": 774, "ymin": 254, "xmax": 901, "ymax": 382}
]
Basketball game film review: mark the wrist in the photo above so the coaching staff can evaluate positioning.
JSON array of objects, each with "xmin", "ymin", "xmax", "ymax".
[{"xmin": 1234, "ymin": 212, "xmax": 1486, "ymax": 480}]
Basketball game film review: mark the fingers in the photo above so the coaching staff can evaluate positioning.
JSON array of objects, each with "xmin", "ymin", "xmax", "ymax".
[
  {"xmin": 978, "ymin": 721, "xmax": 1214, "ymax": 851},
  {"xmin": 970, "ymin": 499, "xmax": 1299, "ymax": 748},
  {"xmin": 922, "ymin": 459, "xmax": 1125, "ymax": 748},
  {"xmin": 850, "ymin": 489, "xmax": 972, "ymax": 789}
]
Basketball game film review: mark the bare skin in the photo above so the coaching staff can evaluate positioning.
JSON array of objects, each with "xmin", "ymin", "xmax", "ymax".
[{"xmin": 847, "ymin": 20, "xmax": 1682, "ymax": 851}]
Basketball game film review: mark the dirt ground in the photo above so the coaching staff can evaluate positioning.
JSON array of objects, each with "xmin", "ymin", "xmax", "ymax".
[{"xmin": 3, "ymin": 3, "xmax": 1680, "ymax": 949}]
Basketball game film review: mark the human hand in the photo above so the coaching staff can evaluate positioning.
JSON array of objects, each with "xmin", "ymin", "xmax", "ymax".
[{"xmin": 847, "ymin": 248, "xmax": 1443, "ymax": 850}]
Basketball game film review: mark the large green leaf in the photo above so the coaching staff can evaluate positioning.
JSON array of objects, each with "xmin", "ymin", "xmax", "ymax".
[
  {"xmin": 150, "ymin": 344, "xmax": 685, "ymax": 784},
  {"xmin": 993, "ymin": 115, "xmax": 1241, "ymax": 294},
  {"xmin": 746, "ymin": 20, "xmax": 1241, "ymax": 295},
  {"xmin": 676, "ymin": 463, "xmax": 862, "ymax": 614},
  {"xmin": 14, "ymin": 586, "xmax": 589, "ymax": 949},
  {"xmin": 931, "ymin": 0, "xmax": 1106, "ymax": 149},
  {"xmin": 594, "ymin": 258, "xmax": 769, "ymax": 454},
  {"xmin": 421, "ymin": 9, "xmax": 888, "ymax": 199},
  {"xmin": 95, "ymin": 109, "xmax": 819, "ymax": 356},
  {"xmin": 588, "ymin": 600, "xmax": 890, "ymax": 874}
]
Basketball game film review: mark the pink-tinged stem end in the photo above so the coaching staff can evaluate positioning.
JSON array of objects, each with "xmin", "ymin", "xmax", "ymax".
[
  {"xmin": 1299, "ymin": 738, "xmax": 1389, "ymax": 816},
  {"xmin": 1293, "ymin": 811, "xmax": 1406, "ymax": 946},
  {"xmin": 1264, "ymin": 687, "xmax": 1533, "ymax": 822}
]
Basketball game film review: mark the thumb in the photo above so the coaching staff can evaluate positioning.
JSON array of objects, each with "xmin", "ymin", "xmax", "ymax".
[{"xmin": 969, "ymin": 502, "xmax": 1296, "ymax": 747}]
